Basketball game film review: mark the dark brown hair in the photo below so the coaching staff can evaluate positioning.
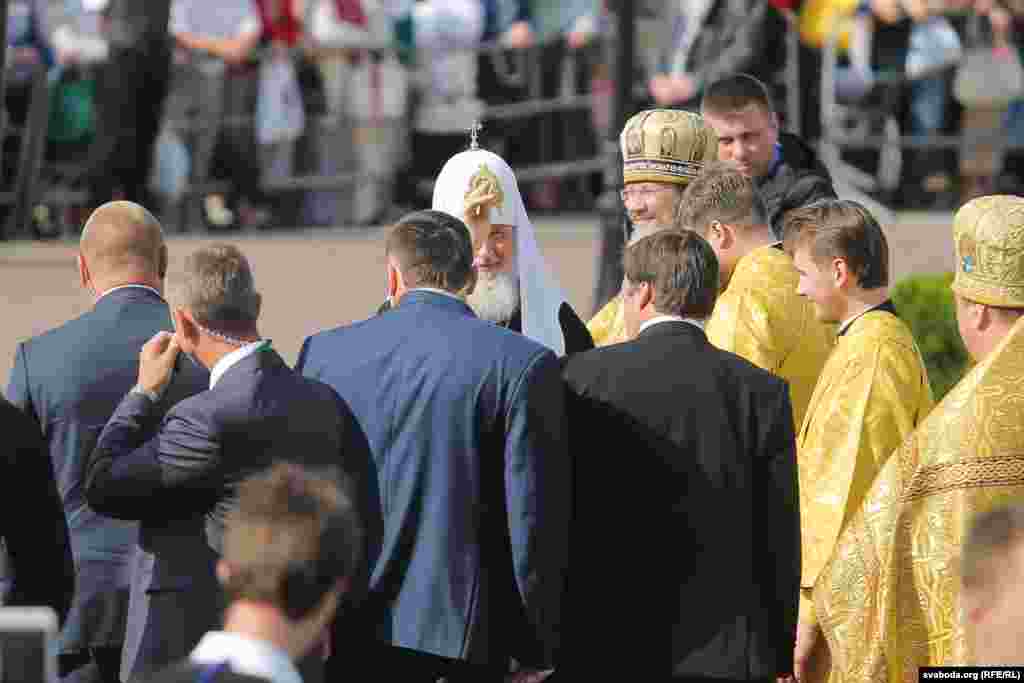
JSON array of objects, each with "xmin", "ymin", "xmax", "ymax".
[
  {"xmin": 678, "ymin": 161, "xmax": 769, "ymax": 234},
  {"xmin": 221, "ymin": 463, "xmax": 362, "ymax": 621},
  {"xmin": 701, "ymin": 73, "xmax": 776, "ymax": 118},
  {"xmin": 623, "ymin": 230, "xmax": 719, "ymax": 318},
  {"xmin": 783, "ymin": 200, "xmax": 890, "ymax": 289},
  {"xmin": 386, "ymin": 210, "xmax": 475, "ymax": 295}
]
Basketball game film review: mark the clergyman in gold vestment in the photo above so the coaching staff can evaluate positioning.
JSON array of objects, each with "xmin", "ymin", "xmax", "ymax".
[
  {"xmin": 679, "ymin": 163, "xmax": 835, "ymax": 430},
  {"xmin": 783, "ymin": 200, "xmax": 933, "ymax": 656},
  {"xmin": 798, "ymin": 195, "xmax": 1024, "ymax": 682},
  {"xmin": 588, "ymin": 109, "xmax": 717, "ymax": 346}
]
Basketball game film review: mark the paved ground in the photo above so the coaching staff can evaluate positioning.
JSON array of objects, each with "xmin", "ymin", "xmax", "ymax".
[{"xmin": 0, "ymin": 211, "xmax": 956, "ymax": 381}]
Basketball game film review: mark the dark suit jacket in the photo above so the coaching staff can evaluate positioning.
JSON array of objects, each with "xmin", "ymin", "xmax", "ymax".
[
  {"xmin": 297, "ymin": 290, "xmax": 569, "ymax": 670},
  {"xmin": 375, "ymin": 300, "xmax": 595, "ymax": 356},
  {"xmin": 143, "ymin": 660, "xmax": 267, "ymax": 683},
  {"xmin": 561, "ymin": 321, "xmax": 800, "ymax": 681},
  {"xmin": 5, "ymin": 286, "xmax": 208, "ymax": 656},
  {"xmin": 758, "ymin": 132, "xmax": 837, "ymax": 241},
  {"xmin": 83, "ymin": 347, "xmax": 374, "ymax": 682},
  {"xmin": 0, "ymin": 395, "xmax": 74, "ymax": 623}
]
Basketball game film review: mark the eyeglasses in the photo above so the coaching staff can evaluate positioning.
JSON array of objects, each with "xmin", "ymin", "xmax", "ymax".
[{"xmin": 620, "ymin": 185, "xmax": 672, "ymax": 202}]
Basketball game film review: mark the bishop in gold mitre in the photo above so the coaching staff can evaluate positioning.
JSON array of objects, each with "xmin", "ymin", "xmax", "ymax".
[
  {"xmin": 679, "ymin": 162, "xmax": 835, "ymax": 431},
  {"xmin": 781, "ymin": 200, "xmax": 933, "ymax": 680},
  {"xmin": 798, "ymin": 196, "xmax": 1024, "ymax": 683},
  {"xmin": 588, "ymin": 109, "xmax": 717, "ymax": 346}
]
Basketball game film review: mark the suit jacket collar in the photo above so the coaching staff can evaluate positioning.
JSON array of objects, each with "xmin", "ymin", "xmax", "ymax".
[
  {"xmin": 636, "ymin": 318, "xmax": 708, "ymax": 343},
  {"xmin": 210, "ymin": 340, "xmax": 272, "ymax": 389},
  {"xmin": 399, "ymin": 289, "xmax": 475, "ymax": 318},
  {"xmin": 211, "ymin": 346, "xmax": 285, "ymax": 390},
  {"xmin": 93, "ymin": 285, "xmax": 165, "ymax": 312}
]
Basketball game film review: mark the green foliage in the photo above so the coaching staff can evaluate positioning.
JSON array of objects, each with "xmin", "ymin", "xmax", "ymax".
[{"xmin": 891, "ymin": 273, "xmax": 970, "ymax": 401}]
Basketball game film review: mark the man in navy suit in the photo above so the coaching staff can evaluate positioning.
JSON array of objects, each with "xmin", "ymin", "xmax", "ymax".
[
  {"xmin": 296, "ymin": 210, "xmax": 569, "ymax": 682},
  {"xmin": 83, "ymin": 244, "xmax": 375, "ymax": 682},
  {"xmin": 5, "ymin": 201, "xmax": 208, "ymax": 683}
]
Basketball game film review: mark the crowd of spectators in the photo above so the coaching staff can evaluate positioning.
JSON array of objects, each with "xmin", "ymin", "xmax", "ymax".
[{"xmin": 4, "ymin": 0, "xmax": 1024, "ymax": 235}]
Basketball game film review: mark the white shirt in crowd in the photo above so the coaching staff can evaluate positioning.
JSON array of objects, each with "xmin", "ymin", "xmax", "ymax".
[{"xmin": 191, "ymin": 631, "xmax": 301, "ymax": 683}]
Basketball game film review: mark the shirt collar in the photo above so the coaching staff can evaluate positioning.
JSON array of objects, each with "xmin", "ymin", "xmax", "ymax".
[
  {"xmin": 210, "ymin": 340, "xmax": 270, "ymax": 389},
  {"xmin": 639, "ymin": 314, "xmax": 706, "ymax": 334},
  {"xmin": 96, "ymin": 284, "xmax": 163, "ymax": 304},
  {"xmin": 190, "ymin": 631, "xmax": 301, "ymax": 683},
  {"xmin": 837, "ymin": 299, "xmax": 897, "ymax": 336}
]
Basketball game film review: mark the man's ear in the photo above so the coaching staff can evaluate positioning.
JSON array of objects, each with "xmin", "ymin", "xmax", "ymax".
[
  {"xmin": 460, "ymin": 268, "xmax": 478, "ymax": 298},
  {"xmin": 216, "ymin": 559, "xmax": 232, "ymax": 587},
  {"xmin": 973, "ymin": 302, "xmax": 993, "ymax": 333},
  {"xmin": 832, "ymin": 257, "xmax": 851, "ymax": 289},
  {"xmin": 157, "ymin": 244, "xmax": 168, "ymax": 280},
  {"xmin": 77, "ymin": 252, "xmax": 91, "ymax": 291},
  {"xmin": 386, "ymin": 260, "xmax": 402, "ymax": 300},
  {"xmin": 174, "ymin": 308, "xmax": 200, "ymax": 348},
  {"xmin": 638, "ymin": 281, "xmax": 654, "ymax": 311},
  {"xmin": 718, "ymin": 222, "xmax": 737, "ymax": 251}
]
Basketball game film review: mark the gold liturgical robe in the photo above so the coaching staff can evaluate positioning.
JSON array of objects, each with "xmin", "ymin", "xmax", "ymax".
[
  {"xmin": 705, "ymin": 245, "xmax": 835, "ymax": 431},
  {"xmin": 815, "ymin": 315, "xmax": 1024, "ymax": 681},
  {"xmin": 588, "ymin": 294, "xmax": 629, "ymax": 347},
  {"xmin": 799, "ymin": 309, "xmax": 933, "ymax": 621}
]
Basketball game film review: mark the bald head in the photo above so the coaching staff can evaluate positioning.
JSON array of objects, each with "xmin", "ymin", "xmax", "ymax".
[{"xmin": 79, "ymin": 201, "xmax": 167, "ymax": 293}]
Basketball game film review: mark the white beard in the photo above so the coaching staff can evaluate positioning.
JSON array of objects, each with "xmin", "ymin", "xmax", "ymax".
[{"xmin": 468, "ymin": 270, "xmax": 521, "ymax": 324}]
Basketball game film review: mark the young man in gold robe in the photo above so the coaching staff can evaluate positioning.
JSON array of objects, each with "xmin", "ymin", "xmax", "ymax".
[
  {"xmin": 782, "ymin": 200, "xmax": 933, "ymax": 678},
  {"xmin": 679, "ymin": 162, "xmax": 834, "ymax": 431},
  {"xmin": 588, "ymin": 109, "xmax": 717, "ymax": 346},
  {"xmin": 796, "ymin": 195, "xmax": 1024, "ymax": 682}
]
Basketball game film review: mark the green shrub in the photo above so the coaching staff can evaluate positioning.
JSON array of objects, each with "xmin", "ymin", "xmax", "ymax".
[{"xmin": 891, "ymin": 272, "xmax": 971, "ymax": 401}]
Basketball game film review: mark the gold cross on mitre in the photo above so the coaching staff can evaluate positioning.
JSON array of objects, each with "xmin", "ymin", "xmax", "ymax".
[{"xmin": 469, "ymin": 121, "xmax": 483, "ymax": 150}]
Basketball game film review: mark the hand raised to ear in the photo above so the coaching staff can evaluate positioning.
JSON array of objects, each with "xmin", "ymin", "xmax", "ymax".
[{"xmin": 138, "ymin": 331, "xmax": 180, "ymax": 397}]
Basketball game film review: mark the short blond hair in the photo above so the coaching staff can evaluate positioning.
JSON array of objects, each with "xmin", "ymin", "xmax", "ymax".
[{"xmin": 677, "ymin": 162, "xmax": 768, "ymax": 235}]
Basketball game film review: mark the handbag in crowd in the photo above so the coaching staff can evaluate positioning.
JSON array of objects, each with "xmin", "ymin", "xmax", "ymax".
[
  {"xmin": 954, "ymin": 46, "xmax": 1024, "ymax": 108},
  {"xmin": 954, "ymin": 14, "xmax": 1024, "ymax": 108}
]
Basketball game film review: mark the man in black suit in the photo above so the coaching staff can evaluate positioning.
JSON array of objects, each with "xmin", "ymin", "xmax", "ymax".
[
  {"xmin": 143, "ymin": 462, "xmax": 362, "ymax": 683},
  {"xmin": 6, "ymin": 201, "xmax": 208, "ymax": 683},
  {"xmin": 0, "ymin": 394, "xmax": 74, "ymax": 624},
  {"xmin": 561, "ymin": 230, "xmax": 800, "ymax": 682},
  {"xmin": 83, "ymin": 244, "xmax": 375, "ymax": 682}
]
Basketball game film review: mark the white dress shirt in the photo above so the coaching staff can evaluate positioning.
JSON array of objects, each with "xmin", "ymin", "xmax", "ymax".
[
  {"xmin": 209, "ymin": 341, "xmax": 269, "ymax": 390},
  {"xmin": 190, "ymin": 631, "xmax": 301, "ymax": 683},
  {"xmin": 639, "ymin": 314, "xmax": 706, "ymax": 334}
]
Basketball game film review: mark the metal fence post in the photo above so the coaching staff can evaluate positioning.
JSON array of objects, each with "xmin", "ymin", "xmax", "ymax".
[{"xmin": 592, "ymin": 0, "xmax": 634, "ymax": 317}]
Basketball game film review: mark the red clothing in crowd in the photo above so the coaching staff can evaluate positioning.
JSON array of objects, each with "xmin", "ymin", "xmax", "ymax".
[{"xmin": 256, "ymin": 0, "xmax": 303, "ymax": 45}]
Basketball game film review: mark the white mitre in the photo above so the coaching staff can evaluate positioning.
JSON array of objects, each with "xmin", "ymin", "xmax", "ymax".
[{"xmin": 432, "ymin": 148, "xmax": 569, "ymax": 357}]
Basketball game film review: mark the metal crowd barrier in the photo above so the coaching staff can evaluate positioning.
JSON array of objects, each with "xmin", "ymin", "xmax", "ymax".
[
  {"xmin": 6, "ymin": 34, "xmax": 610, "ymax": 237},
  {"xmin": 817, "ymin": 13, "xmax": 1024, "ymax": 214}
]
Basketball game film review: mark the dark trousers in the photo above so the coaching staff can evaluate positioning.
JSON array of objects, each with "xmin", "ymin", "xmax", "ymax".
[
  {"xmin": 80, "ymin": 43, "xmax": 170, "ymax": 208},
  {"xmin": 58, "ymin": 645, "xmax": 122, "ymax": 683}
]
